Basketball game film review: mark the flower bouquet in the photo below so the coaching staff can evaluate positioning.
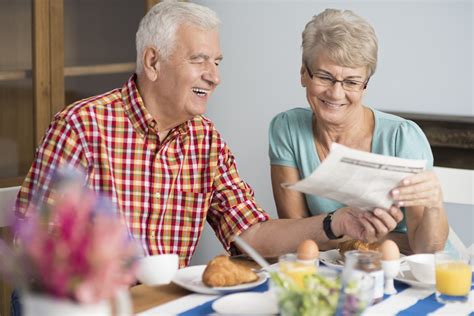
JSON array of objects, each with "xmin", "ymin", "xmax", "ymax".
[{"xmin": 0, "ymin": 171, "xmax": 139, "ymax": 310}]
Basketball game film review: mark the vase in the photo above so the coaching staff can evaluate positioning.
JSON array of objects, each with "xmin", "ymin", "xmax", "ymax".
[{"xmin": 21, "ymin": 289, "xmax": 132, "ymax": 316}]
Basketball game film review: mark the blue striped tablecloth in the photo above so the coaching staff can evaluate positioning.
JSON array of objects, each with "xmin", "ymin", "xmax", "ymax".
[{"xmin": 140, "ymin": 273, "xmax": 474, "ymax": 315}]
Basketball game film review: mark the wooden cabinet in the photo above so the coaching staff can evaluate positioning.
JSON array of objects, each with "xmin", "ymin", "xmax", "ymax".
[
  {"xmin": 0, "ymin": 0, "xmax": 34, "ymax": 188},
  {"xmin": 0, "ymin": 0, "xmax": 164, "ymax": 313},
  {"xmin": 0, "ymin": 0, "xmax": 162, "ymax": 188}
]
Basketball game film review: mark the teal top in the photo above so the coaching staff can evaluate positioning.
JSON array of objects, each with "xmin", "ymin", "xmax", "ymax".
[{"xmin": 268, "ymin": 107, "xmax": 433, "ymax": 232}]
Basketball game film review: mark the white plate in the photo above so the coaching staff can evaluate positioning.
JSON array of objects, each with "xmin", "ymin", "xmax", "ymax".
[
  {"xmin": 212, "ymin": 291, "xmax": 278, "ymax": 315},
  {"xmin": 320, "ymin": 249, "xmax": 407, "ymax": 271},
  {"xmin": 172, "ymin": 265, "xmax": 268, "ymax": 295},
  {"xmin": 319, "ymin": 249, "xmax": 344, "ymax": 270},
  {"xmin": 394, "ymin": 264, "xmax": 435, "ymax": 288}
]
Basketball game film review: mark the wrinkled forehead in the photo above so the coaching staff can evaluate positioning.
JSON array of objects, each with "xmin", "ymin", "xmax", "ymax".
[
  {"xmin": 310, "ymin": 51, "xmax": 368, "ymax": 78},
  {"xmin": 175, "ymin": 24, "xmax": 221, "ymax": 50}
]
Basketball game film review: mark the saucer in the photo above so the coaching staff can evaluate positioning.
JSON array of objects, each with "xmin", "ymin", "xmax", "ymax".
[
  {"xmin": 394, "ymin": 265, "xmax": 435, "ymax": 288},
  {"xmin": 212, "ymin": 291, "xmax": 278, "ymax": 315}
]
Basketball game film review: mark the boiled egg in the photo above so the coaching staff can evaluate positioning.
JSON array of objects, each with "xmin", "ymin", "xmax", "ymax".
[
  {"xmin": 297, "ymin": 239, "xmax": 319, "ymax": 260},
  {"xmin": 378, "ymin": 239, "xmax": 400, "ymax": 260}
]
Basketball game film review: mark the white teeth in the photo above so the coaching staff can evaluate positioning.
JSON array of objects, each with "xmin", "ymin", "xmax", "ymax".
[
  {"xmin": 192, "ymin": 88, "xmax": 208, "ymax": 96},
  {"xmin": 323, "ymin": 100, "xmax": 343, "ymax": 107}
]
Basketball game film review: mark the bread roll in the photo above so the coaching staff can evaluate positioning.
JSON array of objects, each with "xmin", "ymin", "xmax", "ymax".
[
  {"xmin": 202, "ymin": 255, "xmax": 258, "ymax": 287},
  {"xmin": 338, "ymin": 239, "xmax": 379, "ymax": 257}
]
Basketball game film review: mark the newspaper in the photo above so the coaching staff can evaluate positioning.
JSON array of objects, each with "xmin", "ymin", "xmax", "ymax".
[{"xmin": 282, "ymin": 143, "xmax": 426, "ymax": 210}]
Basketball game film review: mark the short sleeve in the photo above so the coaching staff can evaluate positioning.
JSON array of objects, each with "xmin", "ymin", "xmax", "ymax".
[
  {"xmin": 268, "ymin": 112, "xmax": 297, "ymax": 168},
  {"xmin": 395, "ymin": 120, "xmax": 434, "ymax": 169}
]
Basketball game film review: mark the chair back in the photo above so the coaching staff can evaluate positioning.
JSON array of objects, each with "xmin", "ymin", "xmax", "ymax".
[
  {"xmin": 0, "ymin": 186, "xmax": 20, "ymax": 315},
  {"xmin": 434, "ymin": 167, "xmax": 474, "ymax": 255},
  {"xmin": 435, "ymin": 167, "xmax": 473, "ymax": 205},
  {"xmin": 0, "ymin": 186, "xmax": 20, "ymax": 228}
]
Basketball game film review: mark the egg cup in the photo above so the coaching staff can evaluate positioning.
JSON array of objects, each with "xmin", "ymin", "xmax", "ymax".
[{"xmin": 381, "ymin": 260, "xmax": 400, "ymax": 295}]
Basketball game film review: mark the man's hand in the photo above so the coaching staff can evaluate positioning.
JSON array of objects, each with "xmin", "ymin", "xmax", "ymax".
[{"xmin": 331, "ymin": 206, "xmax": 403, "ymax": 243}]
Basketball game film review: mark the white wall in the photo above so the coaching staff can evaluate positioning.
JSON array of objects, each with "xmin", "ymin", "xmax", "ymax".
[{"xmin": 190, "ymin": 0, "xmax": 473, "ymax": 265}]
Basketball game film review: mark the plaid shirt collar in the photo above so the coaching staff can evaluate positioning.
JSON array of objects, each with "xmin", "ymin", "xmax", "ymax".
[{"xmin": 122, "ymin": 74, "xmax": 189, "ymax": 139}]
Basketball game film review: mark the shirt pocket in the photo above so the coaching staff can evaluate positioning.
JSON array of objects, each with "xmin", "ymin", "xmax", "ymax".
[{"xmin": 167, "ymin": 190, "xmax": 212, "ymax": 227}]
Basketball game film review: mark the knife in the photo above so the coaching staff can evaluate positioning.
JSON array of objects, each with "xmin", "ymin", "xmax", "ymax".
[{"xmin": 232, "ymin": 235, "xmax": 271, "ymax": 270}]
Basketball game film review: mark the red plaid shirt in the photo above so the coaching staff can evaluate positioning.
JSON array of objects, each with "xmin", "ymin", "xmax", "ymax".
[{"xmin": 16, "ymin": 75, "xmax": 269, "ymax": 267}]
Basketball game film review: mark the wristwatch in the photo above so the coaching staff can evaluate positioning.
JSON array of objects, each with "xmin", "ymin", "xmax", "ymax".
[{"xmin": 323, "ymin": 211, "xmax": 343, "ymax": 240}]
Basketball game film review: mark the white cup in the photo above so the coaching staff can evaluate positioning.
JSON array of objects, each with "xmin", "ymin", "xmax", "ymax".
[
  {"xmin": 405, "ymin": 253, "xmax": 435, "ymax": 284},
  {"xmin": 135, "ymin": 254, "xmax": 179, "ymax": 286}
]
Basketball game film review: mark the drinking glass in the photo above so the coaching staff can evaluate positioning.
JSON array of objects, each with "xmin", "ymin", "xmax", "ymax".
[
  {"xmin": 272, "ymin": 253, "xmax": 324, "ymax": 316},
  {"xmin": 278, "ymin": 253, "xmax": 318, "ymax": 288},
  {"xmin": 335, "ymin": 251, "xmax": 378, "ymax": 316},
  {"xmin": 435, "ymin": 250, "xmax": 471, "ymax": 304}
]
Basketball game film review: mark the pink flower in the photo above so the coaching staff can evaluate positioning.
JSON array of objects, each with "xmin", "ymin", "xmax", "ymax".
[{"xmin": 0, "ymin": 176, "xmax": 139, "ymax": 303}]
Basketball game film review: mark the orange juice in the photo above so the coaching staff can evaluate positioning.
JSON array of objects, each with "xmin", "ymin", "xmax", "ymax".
[
  {"xmin": 280, "ymin": 262, "xmax": 316, "ymax": 288},
  {"xmin": 435, "ymin": 262, "xmax": 471, "ymax": 296}
]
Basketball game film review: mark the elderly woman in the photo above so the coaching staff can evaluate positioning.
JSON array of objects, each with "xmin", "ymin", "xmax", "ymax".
[{"xmin": 269, "ymin": 9, "xmax": 448, "ymax": 254}]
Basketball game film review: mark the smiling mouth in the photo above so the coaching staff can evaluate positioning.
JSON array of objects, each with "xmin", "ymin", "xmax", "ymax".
[
  {"xmin": 192, "ymin": 88, "xmax": 209, "ymax": 97},
  {"xmin": 320, "ymin": 99, "xmax": 345, "ymax": 108}
]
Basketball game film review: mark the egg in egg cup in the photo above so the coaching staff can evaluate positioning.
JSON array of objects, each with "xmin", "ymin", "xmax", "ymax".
[{"xmin": 379, "ymin": 240, "xmax": 401, "ymax": 295}]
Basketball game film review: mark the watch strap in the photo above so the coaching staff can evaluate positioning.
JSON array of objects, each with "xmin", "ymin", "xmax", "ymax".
[{"xmin": 323, "ymin": 211, "xmax": 343, "ymax": 240}]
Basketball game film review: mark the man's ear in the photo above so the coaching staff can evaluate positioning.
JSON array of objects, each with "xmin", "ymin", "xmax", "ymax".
[
  {"xmin": 143, "ymin": 47, "xmax": 160, "ymax": 81},
  {"xmin": 300, "ymin": 64, "xmax": 307, "ymax": 88}
]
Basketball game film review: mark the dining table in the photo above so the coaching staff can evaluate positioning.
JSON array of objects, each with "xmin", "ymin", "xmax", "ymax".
[{"xmin": 130, "ymin": 259, "xmax": 474, "ymax": 316}]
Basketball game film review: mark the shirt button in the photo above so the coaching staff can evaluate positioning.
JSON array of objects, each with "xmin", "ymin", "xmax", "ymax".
[
  {"xmin": 154, "ymin": 192, "xmax": 161, "ymax": 198},
  {"xmin": 151, "ymin": 231, "xmax": 155, "ymax": 238}
]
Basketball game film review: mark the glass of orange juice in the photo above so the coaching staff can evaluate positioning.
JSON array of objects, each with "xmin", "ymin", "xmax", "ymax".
[{"xmin": 435, "ymin": 250, "xmax": 472, "ymax": 304}]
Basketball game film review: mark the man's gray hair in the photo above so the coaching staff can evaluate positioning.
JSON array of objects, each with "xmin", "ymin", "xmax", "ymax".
[
  {"xmin": 135, "ymin": 0, "xmax": 221, "ymax": 74},
  {"xmin": 302, "ymin": 8, "xmax": 378, "ymax": 78}
]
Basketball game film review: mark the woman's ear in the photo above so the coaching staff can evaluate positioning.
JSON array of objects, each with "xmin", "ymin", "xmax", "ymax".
[
  {"xmin": 300, "ymin": 65, "xmax": 307, "ymax": 88},
  {"xmin": 143, "ymin": 47, "xmax": 160, "ymax": 81}
]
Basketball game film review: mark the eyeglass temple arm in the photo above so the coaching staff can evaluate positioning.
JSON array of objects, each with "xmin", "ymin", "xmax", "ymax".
[
  {"xmin": 304, "ymin": 63, "xmax": 314, "ymax": 78},
  {"xmin": 364, "ymin": 77, "xmax": 371, "ymax": 89}
]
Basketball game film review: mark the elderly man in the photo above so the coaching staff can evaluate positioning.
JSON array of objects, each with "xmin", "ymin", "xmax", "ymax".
[{"xmin": 16, "ymin": 1, "xmax": 403, "ymax": 267}]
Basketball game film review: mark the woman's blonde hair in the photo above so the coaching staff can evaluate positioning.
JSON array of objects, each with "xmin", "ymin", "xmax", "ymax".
[{"xmin": 302, "ymin": 9, "xmax": 378, "ymax": 78}]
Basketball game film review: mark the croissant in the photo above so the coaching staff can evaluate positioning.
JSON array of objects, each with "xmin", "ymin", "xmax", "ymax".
[
  {"xmin": 338, "ymin": 239, "xmax": 379, "ymax": 257},
  {"xmin": 202, "ymin": 255, "xmax": 258, "ymax": 287}
]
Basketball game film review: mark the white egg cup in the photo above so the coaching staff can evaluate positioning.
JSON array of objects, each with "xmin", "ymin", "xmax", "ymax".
[{"xmin": 381, "ymin": 260, "xmax": 400, "ymax": 295}]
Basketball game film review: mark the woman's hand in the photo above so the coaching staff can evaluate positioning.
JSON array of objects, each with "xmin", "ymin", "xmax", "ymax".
[
  {"xmin": 390, "ymin": 170, "xmax": 448, "ymax": 253},
  {"xmin": 390, "ymin": 170, "xmax": 443, "ymax": 210}
]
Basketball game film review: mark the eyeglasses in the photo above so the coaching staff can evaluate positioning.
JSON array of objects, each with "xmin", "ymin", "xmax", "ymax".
[{"xmin": 305, "ymin": 65, "xmax": 369, "ymax": 92}]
